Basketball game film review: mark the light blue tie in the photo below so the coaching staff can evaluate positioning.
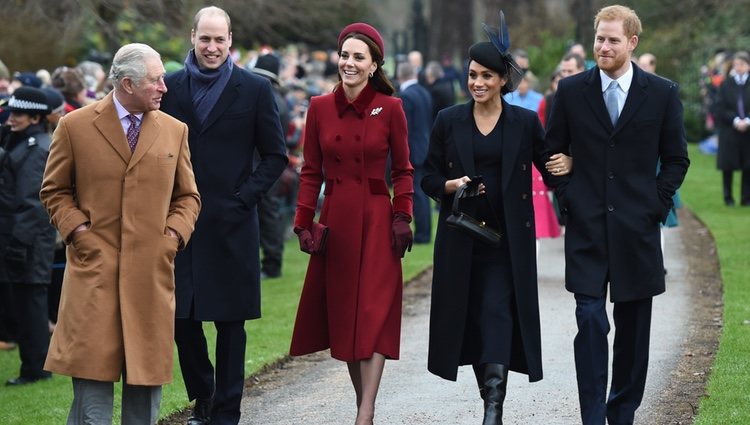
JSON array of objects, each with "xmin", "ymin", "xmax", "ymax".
[{"xmin": 604, "ymin": 80, "xmax": 620, "ymax": 125}]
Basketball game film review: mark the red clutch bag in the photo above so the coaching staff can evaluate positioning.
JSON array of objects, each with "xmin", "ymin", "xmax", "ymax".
[{"xmin": 310, "ymin": 222, "xmax": 329, "ymax": 254}]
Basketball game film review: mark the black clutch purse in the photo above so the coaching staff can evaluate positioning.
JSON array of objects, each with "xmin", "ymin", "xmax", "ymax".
[{"xmin": 445, "ymin": 184, "xmax": 502, "ymax": 247}]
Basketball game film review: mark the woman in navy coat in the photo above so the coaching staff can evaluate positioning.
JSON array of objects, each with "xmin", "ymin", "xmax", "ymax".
[
  {"xmin": 289, "ymin": 23, "xmax": 413, "ymax": 425},
  {"xmin": 421, "ymin": 39, "xmax": 570, "ymax": 423}
]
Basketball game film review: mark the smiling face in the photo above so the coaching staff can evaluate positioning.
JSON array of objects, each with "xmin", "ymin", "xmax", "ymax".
[
  {"xmin": 122, "ymin": 55, "xmax": 167, "ymax": 113},
  {"xmin": 191, "ymin": 12, "xmax": 232, "ymax": 70},
  {"xmin": 338, "ymin": 37, "xmax": 377, "ymax": 95},
  {"xmin": 467, "ymin": 60, "xmax": 506, "ymax": 105},
  {"xmin": 733, "ymin": 57, "xmax": 750, "ymax": 77},
  {"xmin": 594, "ymin": 19, "xmax": 638, "ymax": 79},
  {"xmin": 8, "ymin": 112, "xmax": 40, "ymax": 133}
]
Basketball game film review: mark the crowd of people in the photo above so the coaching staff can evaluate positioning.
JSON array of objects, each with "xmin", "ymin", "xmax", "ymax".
[{"xmin": 2, "ymin": 2, "xmax": 735, "ymax": 425}]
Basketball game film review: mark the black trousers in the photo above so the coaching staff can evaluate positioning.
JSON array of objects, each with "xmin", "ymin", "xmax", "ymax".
[
  {"xmin": 574, "ymin": 293, "xmax": 653, "ymax": 425},
  {"xmin": 7, "ymin": 283, "xmax": 51, "ymax": 379},
  {"xmin": 257, "ymin": 179, "xmax": 286, "ymax": 277},
  {"xmin": 0, "ymin": 280, "xmax": 18, "ymax": 342},
  {"xmin": 175, "ymin": 318, "xmax": 246, "ymax": 425},
  {"xmin": 723, "ymin": 170, "xmax": 750, "ymax": 204}
]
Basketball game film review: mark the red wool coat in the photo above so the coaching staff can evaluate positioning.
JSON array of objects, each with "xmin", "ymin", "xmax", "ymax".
[{"xmin": 290, "ymin": 84, "xmax": 413, "ymax": 361}]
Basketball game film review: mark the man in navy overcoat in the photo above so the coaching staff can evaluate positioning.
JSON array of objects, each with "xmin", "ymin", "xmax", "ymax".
[
  {"xmin": 160, "ymin": 6, "xmax": 287, "ymax": 425},
  {"xmin": 397, "ymin": 61, "xmax": 433, "ymax": 243},
  {"xmin": 545, "ymin": 6, "xmax": 689, "ymax": 425}
]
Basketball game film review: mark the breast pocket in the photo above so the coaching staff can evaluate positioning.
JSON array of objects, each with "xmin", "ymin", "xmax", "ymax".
[{"xmin": 157, "ymin": 153, "xmax": 176, "ymax": 167}]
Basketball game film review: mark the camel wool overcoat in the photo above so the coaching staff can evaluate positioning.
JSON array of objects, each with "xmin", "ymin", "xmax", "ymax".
[{"xmin": 40, "ymin": 92, "xmax": 201, "ymax": 385}]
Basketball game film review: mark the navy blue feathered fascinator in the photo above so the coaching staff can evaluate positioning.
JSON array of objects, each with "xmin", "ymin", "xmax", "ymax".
[{"xmin": 473, "ymin": 10, "xmax": 523, "ymax": 92}]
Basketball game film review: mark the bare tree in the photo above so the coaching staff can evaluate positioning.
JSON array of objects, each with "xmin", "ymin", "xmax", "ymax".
[{"xmin": 428, "ymin": 0, "xmax": 474, "ymax": 63}]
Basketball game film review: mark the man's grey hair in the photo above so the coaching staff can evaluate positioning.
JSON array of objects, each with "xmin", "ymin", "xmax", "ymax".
[
  {"xmin": 397, "ymin": 61, "xmax": 417, "ymax": 81},
  {"xmin": 425, "ymin": 61, "xmax": 444, "ymax": 79},
  {"xmin": 109, "ymin": 43, "xmax": 161, "ymax": 88}
]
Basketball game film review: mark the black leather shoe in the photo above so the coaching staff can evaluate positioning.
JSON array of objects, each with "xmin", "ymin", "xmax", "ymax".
[
  {"xmin": 6, "ymin": 374, "xmax": 52, "ymax": 386},
  {"xmin": 725, "ymin": 198, "xmax": 736, "ymax": 207},
  {"xmin": 186, "ymin": 398, "xmax": 212, "ymax": 425}
]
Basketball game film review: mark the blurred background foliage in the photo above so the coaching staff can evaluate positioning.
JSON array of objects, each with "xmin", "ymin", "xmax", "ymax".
[{"xmin": 1, "ymin": 0, "xmax": 750, "ymax": 142}]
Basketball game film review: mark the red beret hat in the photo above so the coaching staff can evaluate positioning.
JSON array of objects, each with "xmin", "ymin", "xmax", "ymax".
[{"xmin": 337, "ymin": 22, "xmax": 385, "ymax": 57}]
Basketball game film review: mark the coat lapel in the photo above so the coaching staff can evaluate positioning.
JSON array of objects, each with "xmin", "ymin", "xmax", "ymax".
[
  {"xmin": 171, "ymin": 71, "xmax": 201, "ymax": 132},
  {"xmin": 582, "ymin": 69, "xmax": 614, "ymax": 131},
  {"xmin": 93, "ymin": 92, "xmax": 130, "ymax": 164},
  {"xmin": 200, "ymin": 67, "xmax": 241, "ymax": 134},
  {"xmin": 614, "ymin": 65, "xmax": 648, "ymax": 133},
  {"xmin": 126, "ymin": 112, "xmax": 161, "ymax": 172},
  {"xmin": 454, "ymin": 102, "xmax": 476, "ymax": 177}
]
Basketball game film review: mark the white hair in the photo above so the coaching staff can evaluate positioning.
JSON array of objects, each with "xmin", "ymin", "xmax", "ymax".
[{"xmin": 109, "ymin": 43, "xmax": 161, "ymax": 88}]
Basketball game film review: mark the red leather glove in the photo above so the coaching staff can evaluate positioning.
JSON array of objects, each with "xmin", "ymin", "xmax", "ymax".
[
  {"xmin": 294, "ymin": 226, "xmax": 315, "ymax": 254},
  {"xmin": 391, "ymin": 213, "xmax": 413, "ymax": 258}
]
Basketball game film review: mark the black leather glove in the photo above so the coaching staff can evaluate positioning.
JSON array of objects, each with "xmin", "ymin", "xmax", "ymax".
[
  {"xmin": 4, "ymin": 239, "xmax": 29, "ymax": 271},
  {"xmin": 294, "ymin": 226, "xmax": 315, "ymax": 254},
  {"xmin": 391, "ymin": 213, "xmax": 413, "ymax": 258}
]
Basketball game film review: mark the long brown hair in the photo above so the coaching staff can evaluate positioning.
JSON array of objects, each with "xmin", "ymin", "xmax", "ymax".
[{"xmin": 337, "ymin": 33, "xmax": 395, "ymax": 96}]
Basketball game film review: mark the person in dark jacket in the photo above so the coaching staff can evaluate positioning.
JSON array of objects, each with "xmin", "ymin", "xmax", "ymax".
[
  {"xmin": 714, "ymin": 50, "xmax": 750, "ymax": 206},
  {"xmin": 397, "ymin": 61, "xmax": 433, "ymax": 243},
  {"xmin": 545, "ymin": 6, "xmax": 689, "ymax": 424},
  {"xmin": 160, "ymin": 6, "xmax": 287, "ymax": 425},
  {"xmin": 421, "ymin": 20, "xmax": 571, "ymax": 423},
  {"xmin": 252, "ymin": 53, "xmax": 292, "ymax": 278},
  {"xmin": 424, "ymin": 61, "xmax": 456, "ymax": 121},
  {"xmin": 0, "ymin": 86, "xmax": 56, "ymax": 385}
]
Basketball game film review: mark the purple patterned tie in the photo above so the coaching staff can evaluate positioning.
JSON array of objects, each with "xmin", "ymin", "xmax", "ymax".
[{"xmin": 126, "ymin": 114, "xmax": 140, "ymax": 152}]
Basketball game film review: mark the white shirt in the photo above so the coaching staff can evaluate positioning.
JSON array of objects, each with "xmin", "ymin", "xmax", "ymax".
[
  {"xmin": 112, "ymin": 93, "xmax": 143, "ymax": 135},
  {"xmin": 600, "ymin": 63, "xmax": 634, "ymax": 117}
]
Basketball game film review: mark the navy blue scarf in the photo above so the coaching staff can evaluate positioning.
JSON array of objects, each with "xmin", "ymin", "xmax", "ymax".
[{"xmin": 184, "ymin": 49, "xmax": 233, "ymax": 125}]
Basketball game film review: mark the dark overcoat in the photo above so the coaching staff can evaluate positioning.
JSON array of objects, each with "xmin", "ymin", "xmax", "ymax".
[
  {"xmin": 421, "ymin": 100, "xmax": 546, "ymax": 382},
  {"xmin": 545, "ymin": 65, "xmax": 690, "ymax": 302},
  {"xmin": 289, "ymin": 84, "xmax": 413, "ymax": 361},
  {"xmin": 0, "ymin": 125, "xmax": 55, "ymax": 285},
  {"xmin": 399, "ymin": 82, "xmax": 433, "ymax": 167},
  {"xmin": 161, "ymin": 66, "xmax": 288, "ymax": 321},
  {"xmin": 714, "ymin": 76, "xmax": 750, "ymax": 171}
]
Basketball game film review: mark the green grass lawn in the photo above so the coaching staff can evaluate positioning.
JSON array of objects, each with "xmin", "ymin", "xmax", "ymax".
[
  {"xmin": 0, "ymin": 214, "xmax": 436, "ymax": 425},
  {"xmin": 683, "ymin": 144, "xmax": 750, "ymax": 424}
]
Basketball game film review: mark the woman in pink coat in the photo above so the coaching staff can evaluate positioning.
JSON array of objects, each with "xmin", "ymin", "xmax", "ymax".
[{"xmin": 289, "ymin": 23, "xmax": 414, "ymax": 424}]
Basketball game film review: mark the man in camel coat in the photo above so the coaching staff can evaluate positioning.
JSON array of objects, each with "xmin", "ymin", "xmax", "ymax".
[{"xmin": 40, "ymin": 43, "xmax": 201, "ymax": 424}]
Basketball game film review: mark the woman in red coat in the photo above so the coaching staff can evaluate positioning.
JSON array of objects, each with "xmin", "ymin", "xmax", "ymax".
[{"xmin": 290, "ymin": 23, "xmax": 414, "ymax": 425}]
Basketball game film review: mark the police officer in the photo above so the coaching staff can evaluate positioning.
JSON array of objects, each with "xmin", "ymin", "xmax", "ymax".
[{"xmin": 0, "ymin": 86, "xmax": 56, "ymax": 385}]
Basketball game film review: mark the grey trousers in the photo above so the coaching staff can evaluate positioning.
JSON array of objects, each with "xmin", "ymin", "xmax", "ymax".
[{"xmin": 67, "ymin": 377, "xmax": 162, "ymax": 425}]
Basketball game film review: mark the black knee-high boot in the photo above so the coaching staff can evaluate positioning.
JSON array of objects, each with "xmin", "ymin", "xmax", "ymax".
[
  {"xmin": 481, "ymin": 364, "xmax": 508, "ymax": 425},
  {"xmin": 472, "ymin": 363, "xmax": 486, "ymax": 399}
]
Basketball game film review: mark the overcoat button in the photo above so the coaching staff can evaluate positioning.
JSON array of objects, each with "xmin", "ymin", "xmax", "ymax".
[
  {"xmin": 335, "ymin": 135, "xmax": 341, "ymax": 141},
  {"xmin": 525, "ymin": 221, "xmax": 531, "ymax": 227},
  {"xmin": 336, "ymin": 177, "xmax": 342, "ymax": 183},
  {"xmin": 607, "ymin": 205, "xmax": 614, "ymax": 212},
  {"xmin": 521, "ymin": 163, "xmax": 527, "ymax": 171},
  {"xmin": 355, "ymin": 135, "xmax": 361, "ymax": 141},
  {"xmin": 522, "ymin": 193, "xmax": 528, "ymax": 200},
  {"xmin": 356, "ymin": 177, "xmax": 362, "ymax": 184},
  {"xmin": 448, "ymin": 161, "xmax": 453, "ymax": 168}
]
